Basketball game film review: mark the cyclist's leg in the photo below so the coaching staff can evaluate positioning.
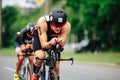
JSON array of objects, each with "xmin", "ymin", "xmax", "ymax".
[
  {"xmin": 28, "ymin": 53, "xmax": 34, "ymax": 80},
  {"xmin": 54, "ymin": 61, "xmax": 60, "ymax": 80},
  {"xmin": 27, "ymin": 43, "xmax": 34, "ymax": 73},
  {"xmin": 33, "ymin": 50, "xmax": 45, "ymax": 74},
  {"xmin": 54, "ymin": 53, "xmax": 61, "ymax": 80},
  {"xmin": 32, "ymin": 35, "xmax": 45, "ymax": 80},
  {"xmin": 28, "ymin": 53, "xmax": 34, "ymax": 70},
  {"xmin": 14, "ymin": 43, "xmax": 24, "ymax": 80},
  {"xmin": 16, "ymin": 51, "xmax": 24, "ymax": 74}
]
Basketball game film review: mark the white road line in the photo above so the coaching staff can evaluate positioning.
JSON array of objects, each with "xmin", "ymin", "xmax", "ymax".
[{"xmin": 4, "ymin": 66, "xmax": 15, "ymax": 72}]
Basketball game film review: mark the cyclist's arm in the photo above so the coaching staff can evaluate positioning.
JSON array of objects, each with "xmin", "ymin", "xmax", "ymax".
[
  {"xmin": 18, "ymin": 34, "xmax": 26, "ymax": 51},
  {"xmin": 58, "ymin": 22, "xmax": 71, "ymax": 47},
  {"xmin": 37, "ymin": 17, "xmax": 51, "ymax": 49},
  {"xmin": 19, "ymin": 29, "xmax": 29, "ymax": 51}
]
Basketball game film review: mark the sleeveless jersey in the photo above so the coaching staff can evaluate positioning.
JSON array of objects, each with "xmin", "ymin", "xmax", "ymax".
[
  {"xmin": 44, "ymin": 15, "xmax": 61, "ymax": 41},
  {"xmin": 18, "ymin": 28, "xmax": 32, "ymax": 44}
]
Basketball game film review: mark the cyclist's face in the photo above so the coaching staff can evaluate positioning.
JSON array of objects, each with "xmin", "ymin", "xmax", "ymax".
[
  {"xmin": 27, "ymin": 33, "xmax": 32, "ymax": 38},
  {"xmin": 51, "ymin": 22, "xmax": 66, "ymax": 33}
]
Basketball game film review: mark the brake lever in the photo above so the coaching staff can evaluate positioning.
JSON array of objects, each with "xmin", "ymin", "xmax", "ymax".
[{"xmin": 69, "ymin": 58, "xmax": 74, "ymax": 65}]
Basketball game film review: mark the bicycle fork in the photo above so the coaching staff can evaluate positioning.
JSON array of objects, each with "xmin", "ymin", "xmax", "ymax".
[
  {"xmin": 25, "ymin": 57, "xmax": 31, "ymax": 80},
  {"xmin": 41, "ymin": 61, "xmax": 46, "ymax": 80}
]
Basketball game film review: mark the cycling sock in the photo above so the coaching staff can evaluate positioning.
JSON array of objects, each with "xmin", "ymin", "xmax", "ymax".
[
  {"xmin": 33, "ymin": 63, "xmax": 41, "ymax": 75},
  {"xmin": 58, "ymin": 76, "xmax": 59, "ymax": 80},
  {"xmin": 57, "ymin": 74, "xmax": 60, "ymax": 80}
]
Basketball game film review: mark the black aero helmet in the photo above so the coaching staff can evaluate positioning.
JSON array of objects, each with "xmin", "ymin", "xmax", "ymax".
[
  {"xmin": 49, "ymin": 8, "xmax": 67, "ymax": 25},
  {"xmin": 26, "ymin": 23, "xmax": 35, "ymax": 35}
]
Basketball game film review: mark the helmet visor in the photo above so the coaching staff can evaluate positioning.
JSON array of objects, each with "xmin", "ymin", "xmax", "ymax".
[{"xmin": 51, "ymin": 22, "xmax": 66, "ymax": 28}]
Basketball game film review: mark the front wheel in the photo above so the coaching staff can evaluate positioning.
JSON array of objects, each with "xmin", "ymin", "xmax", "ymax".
[
  {"xmin": 19, "ymin": 62, "xmax": 26, "ymax": 80},
  {"xmin": 48, "ymin": 71, "xmax": 58, "ymax": 80},
  {"xmin": 20, "ymin": 63, "xmax": 31, "ymax": 80}
]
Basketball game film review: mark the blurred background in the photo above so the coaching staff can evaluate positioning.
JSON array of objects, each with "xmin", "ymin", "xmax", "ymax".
[{"xmin": 0, "ymin": 0, "xmax": 120, "ymax": 53}]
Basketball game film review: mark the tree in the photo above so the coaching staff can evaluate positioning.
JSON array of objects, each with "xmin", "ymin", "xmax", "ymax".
[
  {"xmin": 97, "ymin": 0, "xmax": 120, "ymax": 48},
  {"xmin": 2, "ymin": 6, "xmax": 19, "ymax": 47},
  {"xmin": 0, "ymin": 0, "xmax": 2, "ymax": 48},
  {"xmin": 66, "ymin": 0, "xmax": 120, "ymax": 49}
]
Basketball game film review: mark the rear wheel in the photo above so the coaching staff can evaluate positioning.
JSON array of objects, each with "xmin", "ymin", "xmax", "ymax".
[
  {"xmin": 25, "ymin": 64, "xmax": 32, "ymax": 80},
  {"xmin": 48, "ymin": 71, "xmax": 58, "ymax": 80},
  {"xmin": 25, "ymin": 67, "xmax": 29, "ymax": 80}
]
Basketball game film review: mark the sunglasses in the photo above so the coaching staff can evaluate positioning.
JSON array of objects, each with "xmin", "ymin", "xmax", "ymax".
[
  {"xmin": 27, "ymin": 32, "xmax": 32, "ymax": 38},
  {"xmin": 51, "ymin": 22, "xmax": 66, "ymax": 28}
]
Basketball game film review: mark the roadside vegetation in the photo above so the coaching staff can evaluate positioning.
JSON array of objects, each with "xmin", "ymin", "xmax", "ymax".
[
  {"xmin": 0, "ymin": 48, "xmax": 15, "ymax": 57},
  {"xmin": 1, "ymin": 0, "xmax": 120, "ymax": 52},
  {"xmin": 62, "ymin": 52, "xmax": 120, "ymax": 66}
]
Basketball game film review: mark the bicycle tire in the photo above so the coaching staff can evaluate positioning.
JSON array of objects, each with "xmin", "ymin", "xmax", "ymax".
[
  {"xmin": 38, "ymin": 62, "xmax": 46, "ymax": 80},
  {"xmin": 19, "ymin": 60, "xmax": 25, "ymax": 80},
  {"xmin": 19, "ymin": 68, "xmax": 24, "ymax": 80},
  {"xmin": 25, "ymin": 63, "xmax": 32, "ymax": 80},
  {"xmin": 48, "ymin": 71, "xmax": 58, "ymax": 80},
  {"xmin": 19, "ymin": 59, "xmax": 32, "ymax": 80},
  {"xmin": 39, "ymin": 73, "xmax": 45, "ymax": 80},
  {"xmin": 25, "ymin": 66, "xmax": 29, "ymax": 80}
]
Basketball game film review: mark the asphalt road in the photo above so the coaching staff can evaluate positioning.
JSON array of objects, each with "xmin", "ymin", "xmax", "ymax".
[{"xmin": 0, "ymin": 55, "xmax": 120, "ymax": 80}]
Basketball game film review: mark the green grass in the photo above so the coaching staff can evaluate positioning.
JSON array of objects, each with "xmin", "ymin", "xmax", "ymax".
[
  {"xmin": 61, "ymin": 52, "xmax": 120, "ymax": 66},
  {"xmin": 0, "ymin": 48, "xmax": 16, "ymax": 57},
  {"xmin": 0, "ymin": 48, "xmax": 120, "ymax": 66}
]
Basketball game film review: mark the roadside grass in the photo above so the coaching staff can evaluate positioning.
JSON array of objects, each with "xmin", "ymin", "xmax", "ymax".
[
  {"xmin": 62, "ymin": 52, "xmax": 120, "ymax": 66},
  {"xmin": 0, "ymin": 48, "xmax": 16, "ymax": 57},
  {"xmin": 0, "ymin": 48, "xmax": 120, "ymax": 66}
]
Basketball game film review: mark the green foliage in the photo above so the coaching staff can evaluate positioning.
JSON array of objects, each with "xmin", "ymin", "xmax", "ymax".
[
  {"xmin": 65, "ymin": 0, "xmax": 120, "ymax": 49},
  {"xmin": 2, "ymin": 6, "xmax": 19, "ymax": 47},
  {"xmin": 11, "ymin": 7, "xmax": 45, "ymax": 45},
  {"xmin": 97, "ymin": 0, "xmax": 120, "ymax": 47},
  {"xmin": 2, "ymin": 5, "xmax": 45, "ymax": 47},
  {"xmin": 2, "ymin": 0, "xmax": 120, "ymax": 51},
  {"xmin": 2, "ymin": 6, "xmax": 19, "ymax": 27}
]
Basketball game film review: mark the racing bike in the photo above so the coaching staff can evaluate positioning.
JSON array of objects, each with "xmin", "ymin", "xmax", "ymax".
[
  {"xmin": 36, "ymin": 45, "xmax": 73, "ymax": 80},
  {"xmin": 18, "ymin": 48, "xmax": 33, "ymax": 80}
]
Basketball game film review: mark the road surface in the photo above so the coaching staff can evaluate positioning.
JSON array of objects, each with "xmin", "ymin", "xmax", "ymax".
[{"xmin": 0, "ymin": 55, "xmax": 120, "ymax": 80}]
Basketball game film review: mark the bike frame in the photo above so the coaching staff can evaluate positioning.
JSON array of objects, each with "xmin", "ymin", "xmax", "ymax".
[{"xmin": 36, "ymin": 46, "xmax": 73, "ymax": 80}]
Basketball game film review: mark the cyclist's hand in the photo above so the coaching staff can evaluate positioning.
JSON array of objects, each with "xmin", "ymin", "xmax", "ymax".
[
  {"xmin": 56, "ymin": 44, "xmax": 61, "ymax": 49},
  {"xmin": 57, "ymin": 38, "xmax": 64, "ymax": 46},
  {"xmin": 26, "ymin": 44, "xmax": 32, "ymax": 49},
  {"xmin": 49, "ymin": 38, "xmax": 58, "ymax": 45}
]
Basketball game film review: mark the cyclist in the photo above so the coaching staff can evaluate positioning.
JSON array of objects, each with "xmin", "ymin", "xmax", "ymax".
[
  {"xmin": 32, "ymin": 8, "xmax": 71, "ymax": 80},
  {"xmin": 14, "ymin": 23, "xmax": 35, "ymax": 80}
]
